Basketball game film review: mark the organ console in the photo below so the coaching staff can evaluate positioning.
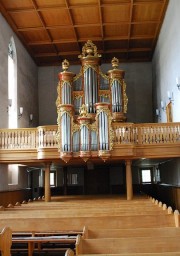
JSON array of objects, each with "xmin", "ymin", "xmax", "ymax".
[{"xmin": 56, "ymin": 40, "xmax": 128, "ymax": 163}]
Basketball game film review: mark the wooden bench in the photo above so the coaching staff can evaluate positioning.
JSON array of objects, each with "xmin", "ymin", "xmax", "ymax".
[
  {"xmin": 0, "ymin": 196, "xmax": 178, "ymax": 256},
  {"xmin": 77, "ymin": 253, "xmax": 180, "ymax": 256},
  {"xmin": 0, "ymin": 227, "xmax": 12, "ymax": 256},
  {"xmin": 12, "ymin": 235, "xmax": 76, "ymax": 256},
  {"xmin": 76, "ymin": 236, "xmax": 180, "ymax": 254},
  {"xmin": 11, "ymin": 227, "xmax": 87, "ymax": 256},
  {"xmin": 86, "ymin": 226, "xmax": 180, "ymax": 239},
  {"xmin": 0, "ymin": 214, "xmax": 175, "ymax": 233}
]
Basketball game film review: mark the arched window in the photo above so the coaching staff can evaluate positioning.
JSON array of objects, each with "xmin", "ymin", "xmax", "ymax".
[
  {"xmin": 8, "ymin": 37, "xmax": 17, "ymax": 128},
  {"xmin": 8, "ymin": 38, "xmax": 18, "ymax": 187}
]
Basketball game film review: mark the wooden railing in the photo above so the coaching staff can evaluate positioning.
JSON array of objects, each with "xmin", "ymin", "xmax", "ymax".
[
  {"xmin": 0, "ymin": 123, "xmax": 180, "ymax": 150},
  {"xmin": 0, "ymin": 126, "xmax": 58, "ymax": 150},
  {"xmin": 113, "ymin": 122, "xmax": 180, "ymax": 145}
]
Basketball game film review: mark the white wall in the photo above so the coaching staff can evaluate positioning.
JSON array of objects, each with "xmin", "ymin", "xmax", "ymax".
[
  {"xmin": 152, "ymin": 0, "xmax": 180, "ymax": 122},
  {"xmin": 0, "ymin": 14, "xmax": 38, "ymax": 191},
  {"xmin": 152, "ymin": 0, "xmax": 180, "ymax": 186},
  {"xmin": 38, "ymin": 62, "xmax": 153, "ymax": 125},
  {"xmin": 0, "ymin": 14, "xmax": 38, "ymax": 129}
]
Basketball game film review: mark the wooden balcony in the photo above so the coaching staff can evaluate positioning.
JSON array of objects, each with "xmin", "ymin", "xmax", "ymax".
[{"xmin": 0, "ymin": 122, "xmax": 180, "ymax": 164}]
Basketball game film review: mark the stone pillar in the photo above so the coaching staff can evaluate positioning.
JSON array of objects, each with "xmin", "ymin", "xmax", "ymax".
[
  {"xmin": 125, "ymin": 160, "xmax": 133, "ymax": 200},
  {"xmin": 44, "ymin": 163, "xmax": 51, "ymax": 202}
]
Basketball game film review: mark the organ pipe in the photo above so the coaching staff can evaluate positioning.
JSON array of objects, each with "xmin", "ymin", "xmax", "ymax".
[
  {"xmin": 108, "ymin": 57, "xmax": 128, "ymax": 122},
  {"xmin": 56, "ymin": 41, "xmax": 128, "ymax": 162}
]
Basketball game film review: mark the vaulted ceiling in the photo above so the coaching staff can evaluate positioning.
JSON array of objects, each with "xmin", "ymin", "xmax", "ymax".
[{"xmin": 0, "ymin": 0, "xmax": 169, "ymax": 66}]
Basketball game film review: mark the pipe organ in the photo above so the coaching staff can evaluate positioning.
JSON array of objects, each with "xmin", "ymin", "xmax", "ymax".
[{"xmin": 56, "ymin": 40, "xmax": 128, "ymax": 162}]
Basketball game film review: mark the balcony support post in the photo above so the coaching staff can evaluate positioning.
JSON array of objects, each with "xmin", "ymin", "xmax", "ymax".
[
  {"xmin": 125, "ymin": 160, "xmax": 133, "ymax": 200},
  {"xmin": 44, "ymin": 163, "xmax": 51, "ymax": 202}
]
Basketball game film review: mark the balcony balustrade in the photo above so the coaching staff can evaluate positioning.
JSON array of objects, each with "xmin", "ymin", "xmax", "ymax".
[{"xmin": 0, "ymin": 122, "xmax": 179, "ymax": 163}]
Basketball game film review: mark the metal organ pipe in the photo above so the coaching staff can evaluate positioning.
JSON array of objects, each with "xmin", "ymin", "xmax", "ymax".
[
  {"xmin": 80, "ymin": 125, "xmax": 89, "ymax": 151},
  {"xmin": 84, "ymin": 67, "xmax": 98, "ymax": 113},
  {"xmin": 112, "ymin": 80, "xmax": 122, "ymax": 112},
  {"xmin": 73, "ymin": 131, "xmax": 80, "ymax": 152},
  {"xmin": 62, "ymin": 82, "xmax": 71, "ymax": 104},
  {"xmin": 61, "ymin": 113, "xmax": 71, "ymax": 152},
  {"xmin": 98, "ymin": 111, "xmax": 109, "ymax": 150},
  {"xmin": 91, "ymin": 131, "xmax": 97, "ymax": 150}
]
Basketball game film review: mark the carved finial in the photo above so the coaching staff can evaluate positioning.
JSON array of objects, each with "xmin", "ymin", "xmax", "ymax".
[
  {"xmin": 79, "ymin": 104, "xmax": 88, "ymax": 117},
  {"xmin": 78, "ymin": 40, "xmax": 101, "ymax": 58},
  {"xmin": 62, "ymin": 59, "xmax": 69, "ymax": 71},
  {"xmin": 111, "ymin": 57, "xmax": 119, "ymax": 69}
]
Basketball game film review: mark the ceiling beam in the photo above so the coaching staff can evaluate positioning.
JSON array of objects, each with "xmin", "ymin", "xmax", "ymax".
[
  {"xmin": 34, "ymin": 47, "xmax": 151, "ymax": 58},
  {"xmin": 64, "ymin": 0, "xmax": 81, "ymax": 54},
  {"xmin": 28, "ymin": 35, "xmax": 155, "ymax": 46},
  {"xmin": 30, "ymin": 0, "xmax": 60, "ymax": 61},
  {"xmin": 127, "ymin": 0, "xmax": 134, "ymax": 60}
]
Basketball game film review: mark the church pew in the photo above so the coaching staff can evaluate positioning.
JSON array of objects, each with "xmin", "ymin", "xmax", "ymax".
[
  {"xmin": 0, "ymin": 214, "xmax": 175, "ymax": 232},
  {"xmin": 11, "ymin": 226, "xmax": 86, "ymax": 256},
  {"xmin": 65, "ymin": 248, "xmax": 75, "ymax": 256},
  {"xmin": 0, "ymin": 227, "xmax": 12, "ymax": 256},
  {"xmin": 86, "ymin": 226, "xmax": 180, "ymax": 239},
  {"xmin": 77, "ymin": 254, "xmax": 180, "ymax": 256},
  {"xmin": 11, "ymin": 235, "xmax": 76, "ymax": 256},
  {"xmin": 76, "ymin": 236, "xmax": 180, "ymax": 254}
]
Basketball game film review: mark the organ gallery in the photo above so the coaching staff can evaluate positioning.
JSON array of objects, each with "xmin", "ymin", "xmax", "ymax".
[{"xmin": 56, "ymin": 40, "xmax": 128, "ymax": 163}]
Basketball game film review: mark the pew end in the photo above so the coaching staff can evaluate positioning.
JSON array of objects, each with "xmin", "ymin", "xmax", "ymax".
[{"xmin": 0, "ymin": 227, "xmax": 12, "ymax": 256}]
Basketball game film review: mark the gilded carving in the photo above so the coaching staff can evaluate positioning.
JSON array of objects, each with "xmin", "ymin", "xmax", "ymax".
[
  {"xmin": 90, "ymin": 122, "xmax": 97, "ymax": 132},
  {"xmin": 72, "ymin": 123, "xmax": 80, "ymax": 134},
  {"xmin": 111, "ymin": 57, "xmax": 119, "ymax": 69},
  {"xmin": 79, "ymin": 104, "xmax": 88, "ymax": 117},
  {"xmin": 62, "ymin": 59, "xmax": 69, "ymax": 71},
  {"xmin": 56, "ymin": 82, "xmax": 61, "ymax": 109},
  {"xmin": 99, "ymin": 90, "xmax": 110, "ymax": 98},
  {"xmin": 78, "ymin": 40, "xmax": 101, "ymax": 58},
  {"xmin": 61, "ymin": 81, "xmax": 72, "ymax": 88},
  {"xmin": 73, "ymin": 92, "xmax": 83, "ymax": 99},
  {"xmin": 73, "ymin": 68, "xmax": 83, "ymax": 82},
  {"xmin": 123, "ymin": 81, "xmax": 128, "ymax": 113}
]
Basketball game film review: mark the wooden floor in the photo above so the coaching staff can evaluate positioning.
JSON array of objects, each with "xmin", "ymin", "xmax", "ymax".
[{"xmin": 0, "ymin": 194, "xmax": 180, "ymax": 255}]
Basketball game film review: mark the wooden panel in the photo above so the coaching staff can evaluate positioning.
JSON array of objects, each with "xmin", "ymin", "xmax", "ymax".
[
  {"xmin": 129, "ymin": 39, "xmax": 153, "ymax": 48},
  {"xmin": 102, "ymin": 5, "xmax": 130, "ymax": 23},
  {"xmin": 0, "ymin": 189, "xmax": 32, "ymax": 207},
  {"xmin": 105, "ymin": 40, "xmax": 129, "ymax": 50},
  {"xmin": 9, "ymin": 11, "xmax": 42, "ymax": 28},
  {"xmin": 49, "ymin": 28, "xmax": 76, "ymax": 40},
  {"xmin": 40, "ymin": 9, "xmax": 72, "ymax": 26},
  {"xmin": 133, "ymin": 3, "xmax": 164, "ymax": 22},
  {"xmin": 56, "ymin": 43, "xmax": 80, "ymax": 52},
  {"xmin": 76, "ymin": 26, "xmax": 101, "ymax": 40},
  {"xmin": 69, "ymin": 0, "xmax": 98, "ymax": 5},
  {"xmin": 128, "ymin": 51, "xmax": 151, "ymax": 59},
  {"xmin": 71, "ymin": 7, "xmax": 100, "ymax": 25},
  {"xmin": 102, "ymin": 0, "xmax": 131, "ymax": 3},
  {"xmin": 134, "ymin": 0, "xmax": 164, "ymax": 3},
  {"xmin": 0, "ymin": 0, "xmax": 169, "ymax": 65},
  {"xmin": 131, "ymin": 23, "xmax": 157, "ymax": 37},
  {"xmin": 31, "ymin": 44, "xmax": 57, "ymax": 54},
  {"xmin": 21, "ymin": 30, "xmax": 50, "ymax": 43},
  {"xmin": 0, "ymin": 0, "xmax": 33, "ymax": 9},
  {"xmin": 104, "ymin": 24, "xmax": 129, "ymax": 38},
  {"xmin": 35, "ymin": 0, "xmax": 66, "ymax": 8}
]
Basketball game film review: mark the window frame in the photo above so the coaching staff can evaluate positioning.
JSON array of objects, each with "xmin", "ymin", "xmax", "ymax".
[{"xmin": 140, "ymin": 168, "xmax": 153, "ymax": 184}]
